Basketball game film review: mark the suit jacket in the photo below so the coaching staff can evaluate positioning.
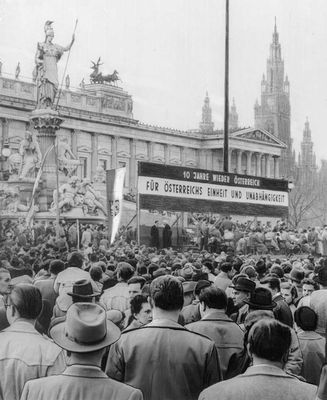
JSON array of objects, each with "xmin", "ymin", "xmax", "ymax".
[
  {"xmin": 273, "ymin": 293, "xmax": 293, "ymax": 327},
  {"xmin": 106, "ymin": 318, "xmax": 221, "ymax": 400},
  {"xmin": 199, "ymin": 364, "xmax": 317, "ymax": 400},
  {"xmin": 186, "ymin": 310, "xmax": 244, "ymax": 378},
  {"xmin": 20, "ymin": 364, "xmax": 143, "ymax": 400}
]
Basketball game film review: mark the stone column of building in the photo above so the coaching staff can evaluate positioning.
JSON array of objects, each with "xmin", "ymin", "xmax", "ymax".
[
  {"xmin": 247, "ymin": 151, "xmax": 253, "ymax": 175},
  {"xmin": 237, "ymin": 150, "xmax": 243, "ymax": 174},
  {"xmin": 164, "ymin": 144, "xmax": 169, "ymax": 164},
  {"xmin": 148, "ymin": 141, "xmax": 154, "ymax": 161},
  {"xmin": 181, "ymin": 146, "xmax": 186, "ymax": 166},
  {"xmin": 206, "ymin": 149, "xmax": 213, "ymax": 170},
  {"xmin": 266, "ymin": 154, "xmax": 271, "ymax": 178},
  {"xmin": 273, "ymin": 156, "xmax": 280, "ymax": 178},
  {"xmin": 228, "ymin": 149, "xmax": 232, "ymax": 172},
  {"xmin": 91, "ymin": 132, "xmax": 98, "ymax": 179},
  {"xmin": 256, "ymin": 153, "xmax": 262, "ymax": 176},
  {"xmin": 111, "ymin": 136, "xmax": 117, "ymax": 168},
  {"xmin": 130, "ymin": 139, "xmax": 136, "ymax": 190}
]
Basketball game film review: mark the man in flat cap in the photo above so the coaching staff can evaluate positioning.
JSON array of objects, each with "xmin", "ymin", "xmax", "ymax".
[{"xmin": 21, "ymin": 303, "xmax": 143, "ymax": 400}]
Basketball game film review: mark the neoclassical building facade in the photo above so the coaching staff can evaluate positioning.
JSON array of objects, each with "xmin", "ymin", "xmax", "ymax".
[{"xmin": 0, "ymin": 75, "xmax": 285, "ymax": 195}]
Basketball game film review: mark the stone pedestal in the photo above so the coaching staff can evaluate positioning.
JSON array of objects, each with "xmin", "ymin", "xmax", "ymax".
[{"xmin": 29, "ymin": 109, "xmax": 64, "ymax": 211}]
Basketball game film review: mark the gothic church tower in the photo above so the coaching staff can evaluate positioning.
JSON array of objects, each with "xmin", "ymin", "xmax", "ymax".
[
  {"xmin": 254, "ymin": 20, "xmax": 293, "ymax": 177},
  {"xmin": 199, "ymin": 92, "xmax": 214, "ymax": 133}
]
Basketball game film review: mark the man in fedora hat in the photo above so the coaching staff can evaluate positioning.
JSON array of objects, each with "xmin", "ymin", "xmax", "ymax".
[
  {"xmin": 244, "ymin": 288, "xmax": 303, "ymax": 377},
  {"xmin": 230, "ymin": 275, "xmax": 255, "ymax": 326},
  {"xmin": 54, "ymin": 251, "xmax": 96, "ymax": 315},
  {"xmin": 107, "ymin": 275, "xmax": 221, "ymax": 400},
  {"xmin": 285, "ymin": 266, "xmax": 304, "ymax": 301},
  {"xmin": 186, "ymin": 285, "xmax": 243, "ymax": 379},
  {"xmin": 20, "ymin": 303, "xmax": 143, "ymax": 400}
]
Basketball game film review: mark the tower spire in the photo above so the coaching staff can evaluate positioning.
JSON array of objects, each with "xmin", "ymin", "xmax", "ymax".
[
  {"xmin": 199, "ymin": 91, "xmax": 214, "ymax": 133},
  {"xmin": 229, "ymin": 97, "xmax": 238, "ymax": 131}
]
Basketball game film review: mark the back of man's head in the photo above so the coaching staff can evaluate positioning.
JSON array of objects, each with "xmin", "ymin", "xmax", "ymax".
[
  {"xmin": 150, "ymin": 275, "xmax": 183, "ymax": 311},
  {"xmin": 10, "ymin": 284, "xmax": 42, "ymax": 320},
  {"xmin": 67, "ymin": 252, "xmax": 84, "ymax": 269},
  {"xmin": 199, "ymin": 286, "xmax": 227, "ymax": 310},
  {"xmin": 49, "ymin": 259, "xmax": 65, "ymax": 276},
  {"xmin": 220, "ymin": 262, "xmax": 232, "ymax": 273},
  {"xmin": 248, "ymin": 319, "xmax": 291, "ymax": 363},
  {"xmin": 117, "ymin": 262, "xmax": 134, "ymax": 281}
]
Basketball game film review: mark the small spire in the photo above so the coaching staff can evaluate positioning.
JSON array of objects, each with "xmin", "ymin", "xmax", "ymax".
[
  {"xmin": 206, "ymin": 90, "xmax": 208, "ymax": 97},
  {"xmin": 273, "ymin": 17, "xmax": 279, "ymax": 44}
]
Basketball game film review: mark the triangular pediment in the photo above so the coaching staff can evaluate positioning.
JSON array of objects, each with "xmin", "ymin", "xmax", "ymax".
[{"xmin": 230, "ymin": 128, "xmax": 286, "ymax": 148}]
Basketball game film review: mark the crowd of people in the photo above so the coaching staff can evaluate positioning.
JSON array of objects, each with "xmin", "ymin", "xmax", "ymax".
[{"xmin": 1, "ymin": 217, "xmax": 327, "ymax": 399}]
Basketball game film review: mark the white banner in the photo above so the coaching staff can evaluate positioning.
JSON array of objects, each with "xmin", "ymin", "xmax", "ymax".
[
  {"xmin": 138, "ymin": 176, "xmax": 288, "ymax": 207},
  {"xmin": 106, "ymin": 167, "xmax": 126, "ymax": 244}
]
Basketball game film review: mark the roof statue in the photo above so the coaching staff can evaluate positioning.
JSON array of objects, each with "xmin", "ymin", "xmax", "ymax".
[
  {"xmin": 34, "ymin": 21, "xmax": 75, "ymax": 109},
  {"xmin": 90, "ymin": 57, "xmax": 122, "ymax": 86}
]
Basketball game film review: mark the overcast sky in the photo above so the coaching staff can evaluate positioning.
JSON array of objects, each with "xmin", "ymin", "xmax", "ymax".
[{"xmin": 0, "ymin": 0, "xmax": 326, "ymax": 162}]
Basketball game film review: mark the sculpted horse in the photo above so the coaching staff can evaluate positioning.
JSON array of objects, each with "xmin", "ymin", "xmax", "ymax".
[{"xmin": 90, "ymin": 57, "xmax": 121, "ymax": 86}]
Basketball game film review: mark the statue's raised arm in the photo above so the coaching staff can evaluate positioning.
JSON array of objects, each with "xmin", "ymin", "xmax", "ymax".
[{"xmin": 35, "ymin": 21, "xmax": 75, "ymax": 109}]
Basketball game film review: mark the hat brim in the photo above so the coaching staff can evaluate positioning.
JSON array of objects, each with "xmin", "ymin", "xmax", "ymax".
[
  {"xmin": 67, "ymin": 292, "xmax": 98, "ymax": 298},
  {"xmin": 231, "ymin": 285, "xmax": 253, "ymax": 293},
  {"xmin": 244, "ymin": 299, "xmax": 276, "ymax": 310},
  {"xmin": 50, "ymin": 319, "xmax": 121, "ymax": 353}
]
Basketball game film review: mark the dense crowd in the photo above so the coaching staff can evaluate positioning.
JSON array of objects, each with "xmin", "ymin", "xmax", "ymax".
[{"xmin": 1, "ymin": 218, "xmax": 327, "ymax": 399}]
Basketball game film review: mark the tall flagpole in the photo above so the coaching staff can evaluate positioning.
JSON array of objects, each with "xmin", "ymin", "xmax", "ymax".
[{"xmin": 223, "ymin": 0, "xmax": 229, "ymax": 173}]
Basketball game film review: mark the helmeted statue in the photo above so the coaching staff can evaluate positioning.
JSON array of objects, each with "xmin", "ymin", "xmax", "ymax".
[
  {"xmin": 19, "ymin": 131, "xmax": 42, "ymax": 179},
  {"xmin": 34, "ymin": 21, "xmax": 75, "ymax": 109},
  {"xmin": 57, "ymin": 136, "xmax": 80, "ymax": 176}
]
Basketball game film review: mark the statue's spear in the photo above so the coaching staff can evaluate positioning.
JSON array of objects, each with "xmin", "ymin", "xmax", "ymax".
[{"xmin": 55, "ymin": 18, "xmax": 78, "ymax": 110}]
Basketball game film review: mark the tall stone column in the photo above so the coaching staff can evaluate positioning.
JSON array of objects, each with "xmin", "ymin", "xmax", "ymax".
[
  {"xmin": 247, "ymin": 151, "xmax": 253, "ymax": 175},
  {"xmin": 91, "ymin": 132, "xmax": 98, "ymax": 179},
  {"xmin": 29, "ymin": 108, "xmax": 64, "ymax": 211},
  {"xmin": 237, "ymin": 150, "xmax": 243, "ymax": 174}
]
